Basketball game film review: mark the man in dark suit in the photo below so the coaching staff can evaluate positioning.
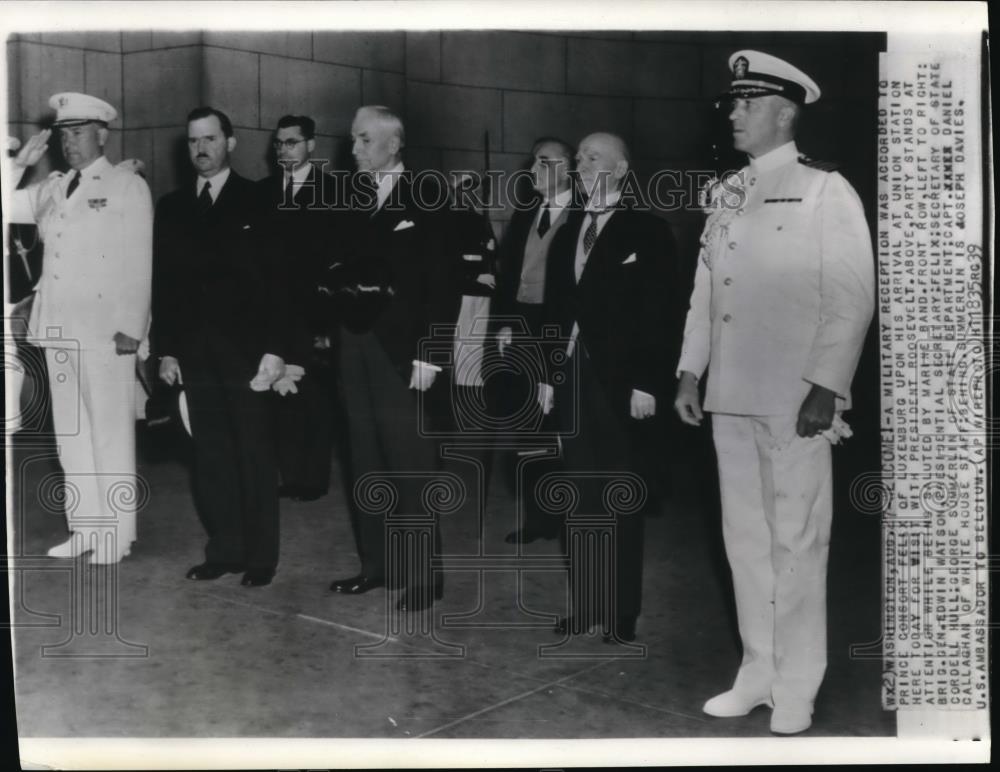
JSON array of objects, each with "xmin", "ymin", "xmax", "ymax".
[
  {"xmin": 538, "ymin": 132, "xmax": 678, "ymax": 643},
  {"xmin": 154, "ymin": 106, "xmax": 295, "ymax": 587},
  {"xmin": 491, "ymin": 137, "xmax": 577, "ymax": 544},
  {"xmin": 328, "ymin": 105, "xmax": 459, "ymax": 611},
  {"xmin": 257, "ymin": 114, "xmax": 345, "ymax": 502}
]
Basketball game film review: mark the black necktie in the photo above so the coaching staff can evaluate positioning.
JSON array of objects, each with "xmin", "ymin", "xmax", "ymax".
[
  {"xmin": 197, "ymin": 180, "xmax": 212, "ymax": 214},
  {"xmin": 284, "ymin": 175, "xmax": 295, "ymax": 207},
  {"xmin": 65, "ymin": 171, "xmax": 80, "ymax": 198},
  {"xmin": 537, "ymin": 204, "xmax": 551, "ymax": 238}
]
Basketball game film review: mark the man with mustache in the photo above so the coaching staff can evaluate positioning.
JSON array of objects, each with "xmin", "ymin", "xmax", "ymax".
[
  {"xmin": 154, "ymin": 106, "xmax": 295, "ymax": 588},
  {"xmin": 674, "ymin": 51, "xmax": 875, "ymax": 734},
  {"xmin": 9, "ymin": 92, "xmax": 152, "ymax": 564}
]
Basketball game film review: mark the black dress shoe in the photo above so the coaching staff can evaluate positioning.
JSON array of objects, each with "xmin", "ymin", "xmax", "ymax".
[
  {"xmin": 603, "ymin": 616, "xmax": 638, "ymax": 643},
  {"xmin": 185, "ymin": 562, "xmax": 245, "ymax": 581},
  {"xmin": 292, "ymin": 488, "xmax": 325, "ymax": 502},
  {"xmin": 329, "ymin": 574, "xmax": 385, "ymax": 594},
  {"xmin": 279, "ymin": 484, "xmax": 326, "ymax": 502},
  {"xmin": 396, "ymin": 584, "xmax": 444, "ymax": 612},
  {"xmin": 241, "ymin": 568, "xmax": 275, "ymax": 587}
]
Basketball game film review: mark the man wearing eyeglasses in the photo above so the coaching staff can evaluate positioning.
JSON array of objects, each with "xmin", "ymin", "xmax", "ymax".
[
  {"xmin": 257, "ymin": 115, "xmax": 346, "ymax": 503},
  {"xmin": 153, "ymin": 106, "xmax": 294, "ymax": 588}
]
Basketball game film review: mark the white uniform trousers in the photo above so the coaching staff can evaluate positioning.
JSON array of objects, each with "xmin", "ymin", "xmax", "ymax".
[
  {"xmin": 711, "ymin": 412, "xmax": 832, "ymax": 712},
  {"xmin": 45, "ymin": 344, "xmax": 138, "ymax": 549}
]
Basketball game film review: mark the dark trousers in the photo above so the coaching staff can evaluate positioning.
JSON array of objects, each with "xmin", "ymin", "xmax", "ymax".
[
  {"xmin": 338, "ymin": 329, "xmax": 442, "ymax": 588},
  {"xmin": 486, "ymin": 301, "xmax": 562, "ymax": 536},
  {"xmin": 555, "ymin": 345, "xmax": 645, "ymax": 624},
  {"xmin": 275, "ymin": 357, "xmax": 333, "ymax": 493},
  {"xmin": 182, "ymin": 338, "xmax": 280, "ymax": 570}
]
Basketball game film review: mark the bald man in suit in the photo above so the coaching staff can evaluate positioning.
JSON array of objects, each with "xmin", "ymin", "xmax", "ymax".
[{"xmin": 539, "ymin": 132, "xmax": 679, "ymax": 643}]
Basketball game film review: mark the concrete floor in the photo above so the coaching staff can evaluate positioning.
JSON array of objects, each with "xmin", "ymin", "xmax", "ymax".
[{"xmin": 7, "ymin": 415, "xmax": 894, "ymax": 741}]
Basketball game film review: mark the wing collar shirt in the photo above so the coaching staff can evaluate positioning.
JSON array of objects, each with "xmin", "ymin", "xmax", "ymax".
[
  {"xmin": 374, "ymin": 161, "xmax": 405, "ymax": 212},
  {"xmin": 196, "ymin": 166, "xmax": 231, "ymax": 203},
  {"xmin": 574, "ymin": 188, "xmax": 622, "ymax": 279}
]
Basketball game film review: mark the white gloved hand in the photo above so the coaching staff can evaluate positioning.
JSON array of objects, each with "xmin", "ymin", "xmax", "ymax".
[
  {"xmin": 819, "ymin": 414, "xmax": 853, "ymax": 445},
  {"xmin": 408, "ymin": 361, "xmax": 438, "ymax": 392},
  {"xmin": 537, "ymin": 382, "xmax": 554, "ymax": 415},
  {"xmin": 497, "ymin": 326, "xmax": 512, "ymax": 357},
  {"xmin": 250, "ymin": 353, "xmax": 286, "ymax": 392},
  {"xmin": 272, "ymin": 364, "xmax": 305, "ymax": 396}
]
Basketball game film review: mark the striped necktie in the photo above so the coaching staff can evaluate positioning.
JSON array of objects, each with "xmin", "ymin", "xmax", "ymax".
[{"xmin": 582, "ymin": 210, "xmax": 600, "ymax": 254}]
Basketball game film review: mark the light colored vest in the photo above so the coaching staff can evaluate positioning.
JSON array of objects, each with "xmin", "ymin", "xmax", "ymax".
[{"xmin": 516, "ymin": 207, "xmax": 568, "ymax": 304}]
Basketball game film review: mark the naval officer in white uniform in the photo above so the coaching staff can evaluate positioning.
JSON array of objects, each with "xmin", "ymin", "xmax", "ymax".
[
  {"xmin": 674, "ymin": 52, "xmax": 875, "ymax": 734},
  {"xmin": 9, "ymin": 92, "xmax": 153, "ymax": 564}
]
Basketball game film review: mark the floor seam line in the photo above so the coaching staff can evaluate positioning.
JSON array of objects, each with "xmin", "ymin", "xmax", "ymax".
[
  {"xmin": 553, "ymin": 680, "xmax": 709, "ymax": 723},
  {"xmin": 182, "ymin": 587, "xmax": 459, "ymax": 653},
  {"xmin": 415, "ymin": 660, "xmax": 610, "ymax": 738}
]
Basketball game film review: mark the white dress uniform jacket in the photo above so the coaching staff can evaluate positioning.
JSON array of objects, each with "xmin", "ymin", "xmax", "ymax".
[
  {"xmin": 10, "ymin": 156, "xmax": 153, "ymax": 348},
  {"xmin": 678, "ymin": 141, "xmax": 874, "ymax": 414},
  {"xmin": 9, "ymin": 155, "xmax": 153, "ymax": 552}
]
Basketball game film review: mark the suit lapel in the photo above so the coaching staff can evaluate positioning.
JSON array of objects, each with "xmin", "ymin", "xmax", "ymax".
[{"xmin": 577, "ymin": 208, "xmax": 617, "ymax": 286}]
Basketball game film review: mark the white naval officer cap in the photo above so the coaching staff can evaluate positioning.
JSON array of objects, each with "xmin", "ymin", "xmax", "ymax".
[
  {"xmin": 49, "ymin": 92, "xmax": 118, "ymax": 127},
  {"xmin": 722, "ymin": 50, "xmax": 821, "ymax": 105}
]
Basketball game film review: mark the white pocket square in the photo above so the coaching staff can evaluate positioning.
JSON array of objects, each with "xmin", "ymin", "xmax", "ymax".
[
  {"xmin": 462, "ymin": 254, "xmax": 483, "ymax": 262},
  {"xmin": 242, "ymin": 225, "xmax": 251, "ymax": 230},
  {"xmin": 393, "ymin": 219, "xmax": 415, "ymax": 231},
  {"xmin": 622, "ymin": 253, "xmax": 637, "ymax": 264}
]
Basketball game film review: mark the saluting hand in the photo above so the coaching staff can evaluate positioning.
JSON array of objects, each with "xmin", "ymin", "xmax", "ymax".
[{"xmin": 14, "ymin": 129, "xmax": 51, "ymax": 168}]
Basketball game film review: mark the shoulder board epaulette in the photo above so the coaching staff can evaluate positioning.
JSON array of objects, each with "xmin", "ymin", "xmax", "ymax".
[
  {"xmin": 116, "ymin": 158, "xmax": 146, "ymax": 175},
  {"xmin": 798, "ymin": 155, "xmax": 838, "ymax": 172}
]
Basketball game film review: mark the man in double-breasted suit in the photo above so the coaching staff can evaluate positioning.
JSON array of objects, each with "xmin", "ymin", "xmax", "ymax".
[
  {"xmin": 492, "ymin": 137, "xmax": 577, "ymax": 544},
  {"xmin": 9, "ymin": 92, "xmax": 152, "ymax": 565},
  {"xmin": 674, "ymin": 51, "xmax": 875, "ymax": 735},
  {"xmin": 539, "ymin": 132, "xmax": 678, "ymax": 644},
  {"xmin": 328, "ymin": 105, "xmax": 459, "ymax": 612},
  {"xmin": 257, "ymin": 114, "xmax": 348, "ymax": 502},
  {"xmin": 154, "ymin": 107, "xmax": 295, "ymax": 588}
]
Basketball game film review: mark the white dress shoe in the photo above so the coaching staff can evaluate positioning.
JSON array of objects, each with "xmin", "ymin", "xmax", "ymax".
[
  {"xmin": 770, "ymin": 707, "xmax": 812, "ymax": 735},
  {"xmin": 703, "ymin": 689, "xmax": 774, "ymax": 717},
  {"xmin": 46, "ymin": 535, "xmax": 91, "ymax": 559},
  {"xmin": 88, "ymin": 544, "xmax": 132, "ymax": 565}
]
